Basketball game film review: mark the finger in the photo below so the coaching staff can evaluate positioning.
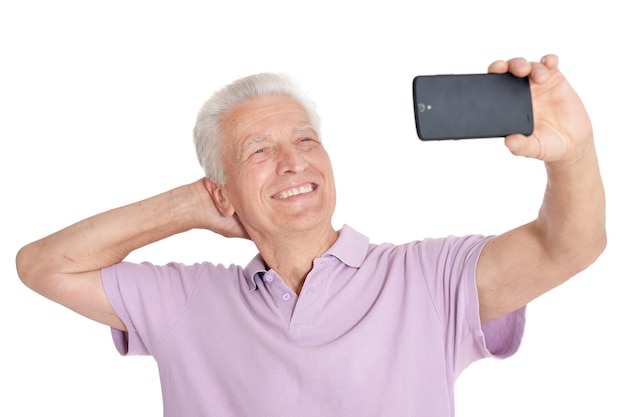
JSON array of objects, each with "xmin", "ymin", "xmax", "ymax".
[
  {"xmin": 504, "ymin": 134, "xmax": 540, "ymax": 158},
  {"xmin": 528, "ymin": 54, "xmax": 560, "ymax": 85},
  {"xmin": 506, "ymin": 57, "xmax": 532, "ymax": 78},
  {"xmin": 540, "ymin": 54, "xmax": 559, "ymax": 70},
  {"xmin": 487, "ymin": 59, "xmax": 508, "ymax": 74},
  {"xmin": 203, "ymin": 176, "xmax": 219, "ymax": 189}
]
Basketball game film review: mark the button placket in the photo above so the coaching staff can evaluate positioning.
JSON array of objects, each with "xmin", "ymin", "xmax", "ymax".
[
  {"xmin": 261, "ymin": 271, "xmax": 297, "ymax": 324},
  {"xmin": 289, "ymin": 260, "xmax": 331, "ymax": 330}
]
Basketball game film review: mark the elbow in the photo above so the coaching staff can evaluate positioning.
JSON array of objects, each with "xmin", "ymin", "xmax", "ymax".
[
  {"xmin": 589, "ymin": 229, "xmax": 608, "ymax": 267},
  {"xmin": 16, "ymin": 243, "xmax": 45, "ymax": 292},
  {"xmin": 16, "ymin": 244, "xmax": 34, "ymax": 288},
  {"xmin": 570, "ymin": 228, "xmax": 607, "ymax": 276}
]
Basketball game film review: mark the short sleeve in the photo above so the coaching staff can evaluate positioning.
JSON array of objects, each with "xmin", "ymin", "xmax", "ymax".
[
  {"xmin": 454, "ymin": 236, "xmax": 526, "ymax": 375},
  {"xmin": 101, "ymin": 261, "xmax": 207, "ymax": 356},
  {"xmin": 414, "ymin": 235, "xmax": 526, "ymax": 377}
]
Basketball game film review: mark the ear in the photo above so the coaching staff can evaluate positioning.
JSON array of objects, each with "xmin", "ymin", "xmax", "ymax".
[{"xmin": 204, "ymin": 178, "xmax": 236, "ymax": 217}]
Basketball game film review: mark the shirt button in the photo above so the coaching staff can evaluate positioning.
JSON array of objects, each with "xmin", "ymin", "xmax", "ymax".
[
  {"xmin": 281, "ymin": 292, "xmax": 291, "ymax": 301},
  {"xmin": 264, "ymin": 275, "xmax": 274, "ymax": 283}
]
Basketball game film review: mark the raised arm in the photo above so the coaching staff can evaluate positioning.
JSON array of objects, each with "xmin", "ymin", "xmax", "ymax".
[
  {"xmin": 16, "ymin": 178, "xmax": 248, "ymax": 330},
  {"xmin": 476, "ymin": 55, "xmax": 607, "ymax": 322}
]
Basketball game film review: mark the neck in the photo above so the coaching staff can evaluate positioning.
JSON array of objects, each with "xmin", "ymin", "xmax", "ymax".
[{"xmin": 252, "ymin": 226, "xmax": 338, "ymax": 295}]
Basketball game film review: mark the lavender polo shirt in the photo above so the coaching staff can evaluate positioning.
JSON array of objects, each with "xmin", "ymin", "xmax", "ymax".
[{"xmin": 102, "ymin": 225, "xmax": 525, "ymax": 417}]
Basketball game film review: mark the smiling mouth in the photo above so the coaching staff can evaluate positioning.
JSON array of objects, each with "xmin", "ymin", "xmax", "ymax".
[{"xmin": 272, "ymin": 184, "xmax": 317, "ymax": 199}]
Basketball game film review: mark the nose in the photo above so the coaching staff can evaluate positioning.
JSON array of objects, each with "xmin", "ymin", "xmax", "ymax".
[{"xmin": 276, "ymin": 144, "xmax": 307, "ymax": 175}]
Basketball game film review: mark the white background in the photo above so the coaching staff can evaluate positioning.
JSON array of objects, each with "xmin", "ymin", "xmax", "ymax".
[{"xmin": 1, "ymin": 1, "xmax": 624, "ymax": 415}]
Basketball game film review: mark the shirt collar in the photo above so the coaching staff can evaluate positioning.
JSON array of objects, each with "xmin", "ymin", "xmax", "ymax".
[
  {"xmin": 243, "ymin": 254, "xmax": 268, "ymax": 291},
  {"xmin": 243, "ymin": 224, "xmax": 370, "ymax": 291},
  {"xmin": 321, "ymin": 224, "xmax": 369, "ymax": 268}
]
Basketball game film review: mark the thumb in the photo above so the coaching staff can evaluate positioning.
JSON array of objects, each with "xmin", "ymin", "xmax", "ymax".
[{"xmin": 504, "ymin": 134, "xmax": 541, "ymax": 159}]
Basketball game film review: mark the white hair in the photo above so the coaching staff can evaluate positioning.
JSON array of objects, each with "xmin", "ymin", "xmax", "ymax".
[{"xmin": 193, "ymin": 73, "xmax": 321, "ymax": 184}]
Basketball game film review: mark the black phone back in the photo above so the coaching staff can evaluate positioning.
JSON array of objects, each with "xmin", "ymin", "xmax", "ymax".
[{"xmin": 413, "ymin": 73, "xmax": 533, "ymax": 141}]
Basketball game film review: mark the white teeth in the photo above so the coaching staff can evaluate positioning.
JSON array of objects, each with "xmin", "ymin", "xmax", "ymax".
[{"xmin": 276, "ymin": 185, "xmax": 314, "ymax": 199}]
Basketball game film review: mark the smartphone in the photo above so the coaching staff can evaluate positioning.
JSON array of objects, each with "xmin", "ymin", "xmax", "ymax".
[{"xmin": 412, "ymin": 72, "xmax": 533, "ymax": 141}]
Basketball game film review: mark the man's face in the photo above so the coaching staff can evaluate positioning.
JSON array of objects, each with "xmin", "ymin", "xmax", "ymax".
[{"xmin": 216, "ymin": 95, "xmax": 336, "ymax": 239}]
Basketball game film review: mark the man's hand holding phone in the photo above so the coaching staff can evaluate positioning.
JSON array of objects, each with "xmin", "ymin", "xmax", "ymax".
[{"xmin": 488, "ymin": 54, "xmax": 593, "ymax": 163}]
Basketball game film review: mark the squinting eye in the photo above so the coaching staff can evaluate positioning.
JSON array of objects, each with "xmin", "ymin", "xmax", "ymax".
[{"xmin": 254, "ymin": 148, "xmax": 264, "ymax": 154}]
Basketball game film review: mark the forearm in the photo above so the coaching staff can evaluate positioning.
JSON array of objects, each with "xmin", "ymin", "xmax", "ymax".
[
  {"xmin": 477, "ymin": 55, "xmax": 607, "ymax": 322},
  {"xmin": 17, "ymin": 182, "xmax": 206, "ymax": 283},
  {"xmin": 536, "ymin": 139, "xmax": 607, "ymax": 271}
]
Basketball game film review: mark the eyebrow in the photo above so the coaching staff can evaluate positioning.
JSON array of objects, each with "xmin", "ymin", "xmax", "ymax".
[
  {"xmin": 243, "ymin": 135, "xmax": 270, "ymax": 147},
  {"xmin": 292, "ymin": 124, "xmax": 316, "ymax": 133},
  {"xmin": 241, "ymin": 135, "xmax": 270, "ymax": 156},
  {"xmin": 293, "ymin": 124, "xmax": 322, "ymax": 142},
  {"xmin": 241, "ymin": 125, "xmax": 319, "ymax": 153}
]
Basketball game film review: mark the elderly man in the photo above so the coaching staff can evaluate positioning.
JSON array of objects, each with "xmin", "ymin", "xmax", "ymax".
[{"xmin": 16, "ymin": 55, "xmax": 606, "ymax": 416}]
